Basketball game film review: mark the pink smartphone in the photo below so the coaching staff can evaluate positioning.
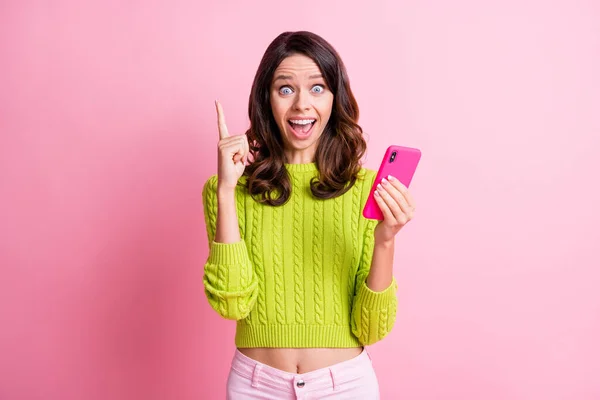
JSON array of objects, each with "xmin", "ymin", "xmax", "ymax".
[{"xmin": 362, "ymin": 145, "xmax": 422, "ymax": 220}]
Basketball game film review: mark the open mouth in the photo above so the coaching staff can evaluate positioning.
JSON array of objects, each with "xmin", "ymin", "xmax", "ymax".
[{"xmin": 288, "ymin": 119, "xmax": 316, "ymax": 137}]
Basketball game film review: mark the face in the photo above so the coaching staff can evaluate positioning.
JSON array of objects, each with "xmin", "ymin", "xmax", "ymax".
[{"xmin": 270, "ymin": 53, "xmax": 334, "ymax": 164}]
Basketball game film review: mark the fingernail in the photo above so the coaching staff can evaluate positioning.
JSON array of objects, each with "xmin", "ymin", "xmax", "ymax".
[
  {"xmin": 382, "ymin": 178, "xmax": 389, "ymax": 185},
  {"xmin": 377, "ymin": 184, "xmax": 383, "ymax": 190},
  {"xmin": 388, "ymin": 175, "xmax": 395, "ymax": 181},
  {"xmin": 374, "ymin": 190, "xmax": 380, "ymax": 197}
]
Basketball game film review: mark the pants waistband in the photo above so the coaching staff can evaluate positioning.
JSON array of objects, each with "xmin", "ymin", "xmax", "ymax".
[{"xmin": 230, "ymin": 348, "xmax": 372, "ymax": 393}]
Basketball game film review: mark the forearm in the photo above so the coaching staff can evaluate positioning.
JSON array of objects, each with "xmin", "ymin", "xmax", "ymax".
[
  {"xmin": 214, "ymin": 186, "xmax": 241, "ymax": 243},
  {"xmin": 366, "ymin": 239, "xmax": 394, "ymax": 291}
]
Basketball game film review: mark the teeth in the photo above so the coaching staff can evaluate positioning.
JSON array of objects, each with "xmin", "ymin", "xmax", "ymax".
[{"xmin": 289, "ymin": 119, "xmax": 315, "ymax": 125}]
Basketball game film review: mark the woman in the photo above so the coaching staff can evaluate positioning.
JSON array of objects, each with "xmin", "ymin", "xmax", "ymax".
[{"xmin": 202, "ymin": 31, "xmax": 416, "ymax": 399}]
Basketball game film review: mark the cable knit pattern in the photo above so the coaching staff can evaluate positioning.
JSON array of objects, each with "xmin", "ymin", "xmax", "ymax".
[
  {"xmin": 379, "ymin": 307, "xmax": 389, "ymax": 339},
  {"xmin": 312, "ymin": 197, "xmax": 324, "ymax": 325},
  {"xmin": 236, "ymin": 187, "xmax": 246, "ymax": 238},
  {"xmin": 251, "ymin": 203, "xmax": 268, "ymax": 325},
  {"xmin": 235, "ymin": 189, "xmax": 250, "ymax": 319},
  {"xmin": 202, "ymin": 164, "xmax": 398, "ymax": 348},
  {"xmin": 348, "ymin": 184, "xmax": 361, "ymax": 311},
  {"xmin": 361, "ymin": 306, "xmax": 370, "ymax": 342},
  {"xmin": 216, "ymin": 258, "xmax": 228, "ymax": 316},
  {"xmin": 332, "ymin": 195, "xmax": 343, "ymax": 325},
  {"xmin": 292, "ymin": 175, "xmax": 305, "ymax": 324},
  {"xmin": 203, "ymin": 176, "xmax": 218, "ymax": 240},
  {"xmin": 273, "ymin": 202, "xmax": 286, "ymax": 324}
]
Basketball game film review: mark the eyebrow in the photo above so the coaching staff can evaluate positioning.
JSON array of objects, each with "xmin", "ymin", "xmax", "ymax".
[{"xmin": 273, "ymin": 73, "xmax": 323, "ymax": 82}]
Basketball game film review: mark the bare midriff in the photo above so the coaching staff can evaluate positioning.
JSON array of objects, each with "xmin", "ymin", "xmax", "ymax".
[{"xmin": 237, "ymin": 347, "xmax": 363, "ymax": 374}]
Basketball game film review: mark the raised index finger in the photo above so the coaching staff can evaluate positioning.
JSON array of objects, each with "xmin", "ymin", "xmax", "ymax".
[{"xmin": 215, "ymin": 100, "xmax": 230, "ymax": 139}]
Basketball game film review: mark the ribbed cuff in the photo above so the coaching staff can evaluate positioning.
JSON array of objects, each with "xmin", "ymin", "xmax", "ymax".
[
  {"xmin": 208, "ymin": 240, "xmax": 250, "ymax": 265},
  {"xmin": 354, "ymin": 277, "xmax": 397, "ymax": 310}
]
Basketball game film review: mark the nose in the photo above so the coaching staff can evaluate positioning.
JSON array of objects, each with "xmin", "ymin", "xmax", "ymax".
[{"xmin": 293, "ymin": 89, "xmax": 311, "ymax": 111}]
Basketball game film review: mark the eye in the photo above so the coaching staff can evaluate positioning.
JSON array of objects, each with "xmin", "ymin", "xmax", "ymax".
[
  {"xmin": 311, "ymin": 85, "xmax": 325, "ymax": 94},
  {"xmin": 279, "ymin": 86, "xmax": 293, "ymax": 95}
]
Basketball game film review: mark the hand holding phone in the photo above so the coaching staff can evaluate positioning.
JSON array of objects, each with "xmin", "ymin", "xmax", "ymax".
[{"xmin": 363, "ymin": 145, "xmax": 421, "ymax": 220}]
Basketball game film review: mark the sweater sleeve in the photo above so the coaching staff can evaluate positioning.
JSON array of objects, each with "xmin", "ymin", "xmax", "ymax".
[
  {"xmin": 350, "ymin": 217, "xmax": 398, "ymax": 346},
  {"xmin": 202, "ymin": 175, "xmax": 258, "ymax": 320}
]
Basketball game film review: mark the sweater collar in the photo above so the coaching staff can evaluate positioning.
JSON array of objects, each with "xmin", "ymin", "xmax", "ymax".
[{"xmin": 284, "ymin": 162, "xmax": 318, "ymax": 174}]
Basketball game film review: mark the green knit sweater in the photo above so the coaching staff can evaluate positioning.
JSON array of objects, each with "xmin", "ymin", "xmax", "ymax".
[{"xmin": 202, "ymin": 163, "xmax": 397, "ymax": 348}]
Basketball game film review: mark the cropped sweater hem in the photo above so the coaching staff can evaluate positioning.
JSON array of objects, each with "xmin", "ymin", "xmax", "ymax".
[{"xmin": 235, "ymin": 324, "xmax": 362, "ymax": 348}]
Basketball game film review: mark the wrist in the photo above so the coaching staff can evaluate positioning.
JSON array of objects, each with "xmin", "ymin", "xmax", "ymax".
[
  {"xmin": 374, "ymin": 237, "xmax": 395, "ymax": 249},
  {"xmin": 217, "ymin": 185, "xmax": 236, "ymax": 201}
]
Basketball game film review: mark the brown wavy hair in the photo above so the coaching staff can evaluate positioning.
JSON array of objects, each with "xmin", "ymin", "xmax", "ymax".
[{"xmin": 244, "ymin": 31, "xmax": 367, "ymax": 206}]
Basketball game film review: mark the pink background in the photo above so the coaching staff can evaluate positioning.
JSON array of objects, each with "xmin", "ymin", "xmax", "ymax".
[{"xmin": 1, "ymin": 1, "xmax": 599, "ymax": 399}]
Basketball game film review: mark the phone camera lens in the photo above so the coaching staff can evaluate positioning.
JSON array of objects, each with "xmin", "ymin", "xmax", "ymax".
[{"xmin": 389, "ymin": 151, "xmax": 397, "ymax": 163}]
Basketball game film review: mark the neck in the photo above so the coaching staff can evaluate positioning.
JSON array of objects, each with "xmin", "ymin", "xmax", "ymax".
[{"xmin": 284, "ymin": 148, "xmax": 316, "ymax": 164}]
